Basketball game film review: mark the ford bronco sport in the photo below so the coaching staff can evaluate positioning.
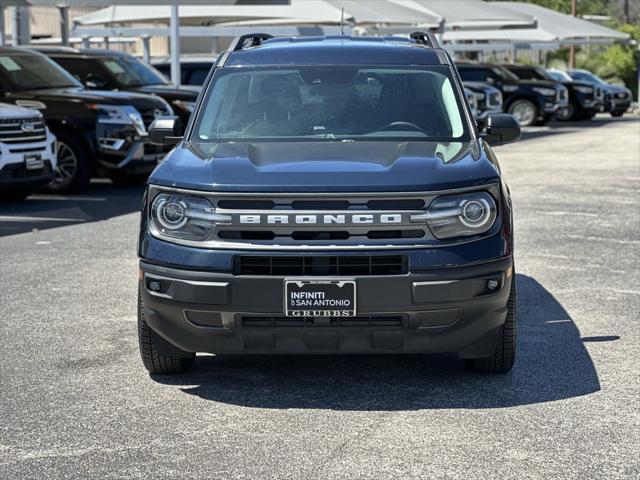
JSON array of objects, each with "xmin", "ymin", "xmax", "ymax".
[{"xmin": 138, "ymin": 33, "xmax": 521, "ymax": 375}]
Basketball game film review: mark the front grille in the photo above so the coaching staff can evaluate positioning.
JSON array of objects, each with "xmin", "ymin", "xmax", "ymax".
[
  {"xmin": 234, "ymin": 255, "xmax": 408, "ymax": 276},
  {"xmin": 557, "ymin": 87, "xmax": 569, "ymax": 103},
  {"xmin": 0, "ymin": 116, "xmax": 46, "ymax": 144},
  {"xmin": 148, "ymin": 183, "xmax": 498, "ymax": 250},
  {"xmin": 486, "ymin": 91, "xmax": 502, "ymax": 108},
  {"xmin": 240, "ymin": 315, "xmax": 404, "ymax": 328}
]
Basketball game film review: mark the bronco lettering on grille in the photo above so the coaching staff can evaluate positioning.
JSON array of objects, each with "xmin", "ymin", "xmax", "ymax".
[{"xmin": 237, "ymin": 213, "xmax": 405, "ymax": 225}]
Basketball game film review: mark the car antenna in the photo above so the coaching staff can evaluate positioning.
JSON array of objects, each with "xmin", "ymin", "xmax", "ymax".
[{"xmin": 340, "ymin": 7, "xmax": 345, "ymax": 36}]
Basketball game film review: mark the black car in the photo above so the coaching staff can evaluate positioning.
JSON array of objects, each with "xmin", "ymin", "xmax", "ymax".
[
  {"xmin": 567, "ymin": 69, "xmax": 632, "ymax": 117},
  {"xmin": 462, "ymin": 81, "xmax": 503, "ymax": 127},
  {"xmin": 456, "ymin": 62, "xmax": 568, "ymax": 127},
  {"xmin": 36, "ymin": 47, "xmax": 200, "ymax": 125},
  {"xmin": 0, "ymin": 47, "xmax": 173, "ymax": 192},
  {"xmin": 137, "ymin": 33, "xmax": 521, "ymax": 376},
  {"xmin": 153, "ymin": 57, "xmax": 215, "ymax": 87},
  {"xmin": 502, "ymin": 64, "xmax": 599, "ymax": 121}
]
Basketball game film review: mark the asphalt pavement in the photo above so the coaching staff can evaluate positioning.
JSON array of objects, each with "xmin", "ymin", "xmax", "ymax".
[{"xmin": 1, "ymin": 115, "xmax": 639, "ymax": 479}]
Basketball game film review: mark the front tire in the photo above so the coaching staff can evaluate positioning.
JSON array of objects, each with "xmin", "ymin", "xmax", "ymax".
[
  {"xmin": 48, "ymin": 129, "xmax": 91, "ymax": 193},
  {"xmin": 465, "ymin": 277, "xmax": 517, "ymax": 374},
  {"xmin": 138, "ymin": 290, "xmax": 195, "ymax": 374},
  {"xmin": 508, "ymin": 99, "xmax": 538, "ymax": 127}
]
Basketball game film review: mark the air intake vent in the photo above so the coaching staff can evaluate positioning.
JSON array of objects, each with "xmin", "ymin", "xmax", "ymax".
[{"xmin": 234, "ymin": 255, "xmax": 408, "ymax": 276}]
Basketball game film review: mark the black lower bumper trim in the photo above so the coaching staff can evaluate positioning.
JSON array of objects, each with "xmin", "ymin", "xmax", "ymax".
[{"xmin": 139, "ymin": 256, "xmax": 513, "ymax": 357}]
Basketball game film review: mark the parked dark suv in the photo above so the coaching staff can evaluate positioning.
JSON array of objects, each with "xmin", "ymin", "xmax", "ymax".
[
  {"xmin": 456, "ymin": 62, "xmax": 568, "ymax": 126},
  {"xmin": 567, "ymin": 69, "xmax": 632, "ymax": 117},
  {"xmin": 0, "ymin": 47, "xmax": 173, "ymax": 192},
  {"xmin": 37, "ymin": 47, "xmax": 200, "ymax": 125},
  {"xmin": 138, "ymin": 33, "xmax": 521, "ymax": 376},
  {"xmin": 502, "ymin": 64, "xmax": 599, "ymax": 121}
]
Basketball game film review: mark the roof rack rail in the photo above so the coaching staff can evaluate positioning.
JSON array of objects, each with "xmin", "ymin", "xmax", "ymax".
[
  {"xmin": 409, "ymin": 31, "xmax": 440, "ymax": 48},
  {"xmin": 229, "ymin": 33, "xmax": 273, "ymax": 52}
]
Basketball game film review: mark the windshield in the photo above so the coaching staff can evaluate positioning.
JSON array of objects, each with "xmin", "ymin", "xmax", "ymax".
[
  {"xmin": 509, "ymin": 66, "xmax": 549, "ymax": 81},
  {"xmin": 569, "ymin": 71, "xmax": 607, "ymax": 85},
  {"xmin": 98, "ymin": 56, "xmax": 168, "ymax": 87},
  {"xmin": 0, "ymin": 53, "xmax": 80, "ymax": 91},
  {"xmin": 546, "ymin": 70, "xmax": 572, "ymax": 82},
  {"xmin": 192, "ymin": 66, "xmax": 470, "ymax": 143},
  {"xmin": 491, "ymin": 66, "xmax": 520, "ymax": 82}
]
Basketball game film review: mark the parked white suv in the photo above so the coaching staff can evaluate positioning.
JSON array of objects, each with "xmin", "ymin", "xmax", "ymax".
[{"xmin": 0, "ymin": 103, "xmax": 57, "ymax": 200}]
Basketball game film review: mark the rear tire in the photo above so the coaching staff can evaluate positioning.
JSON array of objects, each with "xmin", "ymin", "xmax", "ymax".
[
  {"xmin": 48, "ymin": 129, "xmax": 91, "ymax": 194},
  {"xmin": 465, "ymin": 277, "xmax": 517, "ymax": 374},
  {"xmin": 138, "ymin": 290, "xmax": 195, "ymax": 374}
]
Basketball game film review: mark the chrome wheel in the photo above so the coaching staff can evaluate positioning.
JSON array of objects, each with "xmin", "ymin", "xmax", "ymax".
[
  {"xmin": 509, "ymin": 100, "xmax": 537, "ymax": 127},
  {"xmin": 53, "ymin": 141, "xmax": 78, "ymax": 188}
]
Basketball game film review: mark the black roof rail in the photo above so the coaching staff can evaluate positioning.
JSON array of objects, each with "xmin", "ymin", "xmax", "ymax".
[
  {"xmin": 229, "ymin": 33, "xmax": 273, "ymax": 52},
  {"xmin": 409, "ymin": 31, "xmax": 440, "ymax": 48}
]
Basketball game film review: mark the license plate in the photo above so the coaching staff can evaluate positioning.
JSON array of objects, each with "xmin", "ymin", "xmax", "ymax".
[
  {"xmin": 24, "ymin": 153, "xmax": 44, "ymax": 170},
  {"xmin": 285, "ymin": 279, "xmax": 356, "ymax": 317}
]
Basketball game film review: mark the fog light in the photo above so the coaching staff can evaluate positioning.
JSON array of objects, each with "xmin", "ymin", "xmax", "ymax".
[
  {"xmin": 148, "ymin": 280, "xmax": 161, "ymax": 292},
  {"xmin": 487, "ymin": 279, "xmax": 499, "ymax": 291}
]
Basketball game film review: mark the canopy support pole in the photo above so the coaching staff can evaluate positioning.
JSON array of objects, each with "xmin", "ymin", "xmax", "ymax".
[
  {"xmin": 0, "ymin": 6, "xmax": 5, "ymax": 47},
  {"xmin": 170, "ymin": 3, "xmax": 181, "ymax": 87},
  {"xmin": 12, "ymin": 6, "xmax": 30, "ymax": 46},
  {"xmin": 142, "ymin": 35, "xmax": 151, "ymax": 63},
  {"xmin": 59, "ymin": 5, "xmax": 70, "ymax": 46}
]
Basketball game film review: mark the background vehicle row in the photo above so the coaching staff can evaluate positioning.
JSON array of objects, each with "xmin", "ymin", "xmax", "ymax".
[{"xmin": 0, "ymin": 47, "xmax": 175, "ymax": 193}]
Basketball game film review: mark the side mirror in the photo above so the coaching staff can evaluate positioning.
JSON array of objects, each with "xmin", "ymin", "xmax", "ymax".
[
  {"xmin": 481, "ymin": 113, "xmax": 521, "ymax": 146},
  {"xmin": 149, "ymin": 116, "xmax": 183, "ymax": 146},
  {"xmin": 85, "ymin": 74, "xmax": 106, "ymax": 89}
]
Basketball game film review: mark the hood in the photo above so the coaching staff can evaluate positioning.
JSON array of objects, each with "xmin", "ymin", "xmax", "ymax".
[
  {"xmin": 0, "ymin": 102, "xmax": 43, "ymax": 119},
  {"xmin": 23, "ymin": 87, "xmax": 169, "ymax": 110},
  {"xmin": 132, "ymin": 84, "xmax": 200, "ymax": 100},
  {"xmin": 150, "ymin": 141, "xmax": 500, "ymax": 193}
]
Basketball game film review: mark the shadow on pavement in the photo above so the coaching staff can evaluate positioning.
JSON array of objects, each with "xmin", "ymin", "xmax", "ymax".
[
  {"xmin": 0, "ymin": 180, "xmax": 145, "ymax": 237},
  {"xmin": 153, "ymin": 274, "xmax": 603, "ymax": 410}
]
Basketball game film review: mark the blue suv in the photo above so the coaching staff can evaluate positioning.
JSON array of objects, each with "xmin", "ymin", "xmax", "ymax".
[{"xmin": 138, "ymin": 33, "xmax": 521, "ymax": 375}]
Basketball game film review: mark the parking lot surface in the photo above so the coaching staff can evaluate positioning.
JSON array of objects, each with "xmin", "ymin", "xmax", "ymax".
[{"xmin": 1, "ymin": 116, "xmax": 639, "ymax": 479}]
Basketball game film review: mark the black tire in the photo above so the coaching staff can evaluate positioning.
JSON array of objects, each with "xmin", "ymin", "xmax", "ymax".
[
  {"xmin": 138, "ymin": 290, "xmax": 195, "ymax": 374},
  {"xmin": 465, "ymin": 277, "xmax": 517, "ymax": 374},
  {"xmin": 610, "ymin": 111, "xmax": 624, "ymax": 117},
  {"xmin": 48, "ymin": 129, "xmax": 91, "ymax": 193},
  {"xmin": 0, "ymin": 189, "xmax": 31, "ymax": 202},
  {"xmin": 508, "ymin": 99, "xmax": 538, "ymax": 127},
  {"xmin": 556, "ymin": 101, "xmax": 578, "ymax": 121}
]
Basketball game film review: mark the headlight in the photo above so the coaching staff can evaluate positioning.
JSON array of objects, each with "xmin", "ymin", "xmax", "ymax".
[
  {"xmin": 574, "ymin": 85, "xmax": 594, "ymax": 95},
  {"xmin": 88, "ymin": 104, "xmax": 146, "ymax": 136},
  {"xmin": 150, "ymin": 193, "xmax": 231, "ymax": 242},
  {"xmin": 503, "ymin": 85, "xmax": 518, "ymax": 93},
  {"xmin": 465, "ymin": 91, "xmax": 478, "ymax": 112},
  {"xmin": 532, "ymin": 87, "xmax": 556, "ymax": 97},
  {"xmin": 173, "ymin": 100, "xmax": 196, "ymax": 112},
  {"xmin": 425, "ymin": 192, "xmax": 497, "ymax": 239}
]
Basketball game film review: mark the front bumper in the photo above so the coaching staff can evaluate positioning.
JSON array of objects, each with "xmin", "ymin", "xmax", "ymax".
[
  {"xmin": 96, "ymin": 140, "xmax": 167, "ymax": 176},
  {"xmin": 139, "ymin": 255, "xmax": 513, "ymax": 357},
  {"xmin": 0, "ymin": 133, "xmax": 57, "ymax": 190}
]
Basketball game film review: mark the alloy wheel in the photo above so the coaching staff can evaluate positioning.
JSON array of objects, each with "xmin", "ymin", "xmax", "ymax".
[
  {"xmin": 510, "ymin": 101, "xmax": 536, "ymax": 127},
  {"xmin": 53, "ymin": 141, "xmax": 78, "ymax": 189}
]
